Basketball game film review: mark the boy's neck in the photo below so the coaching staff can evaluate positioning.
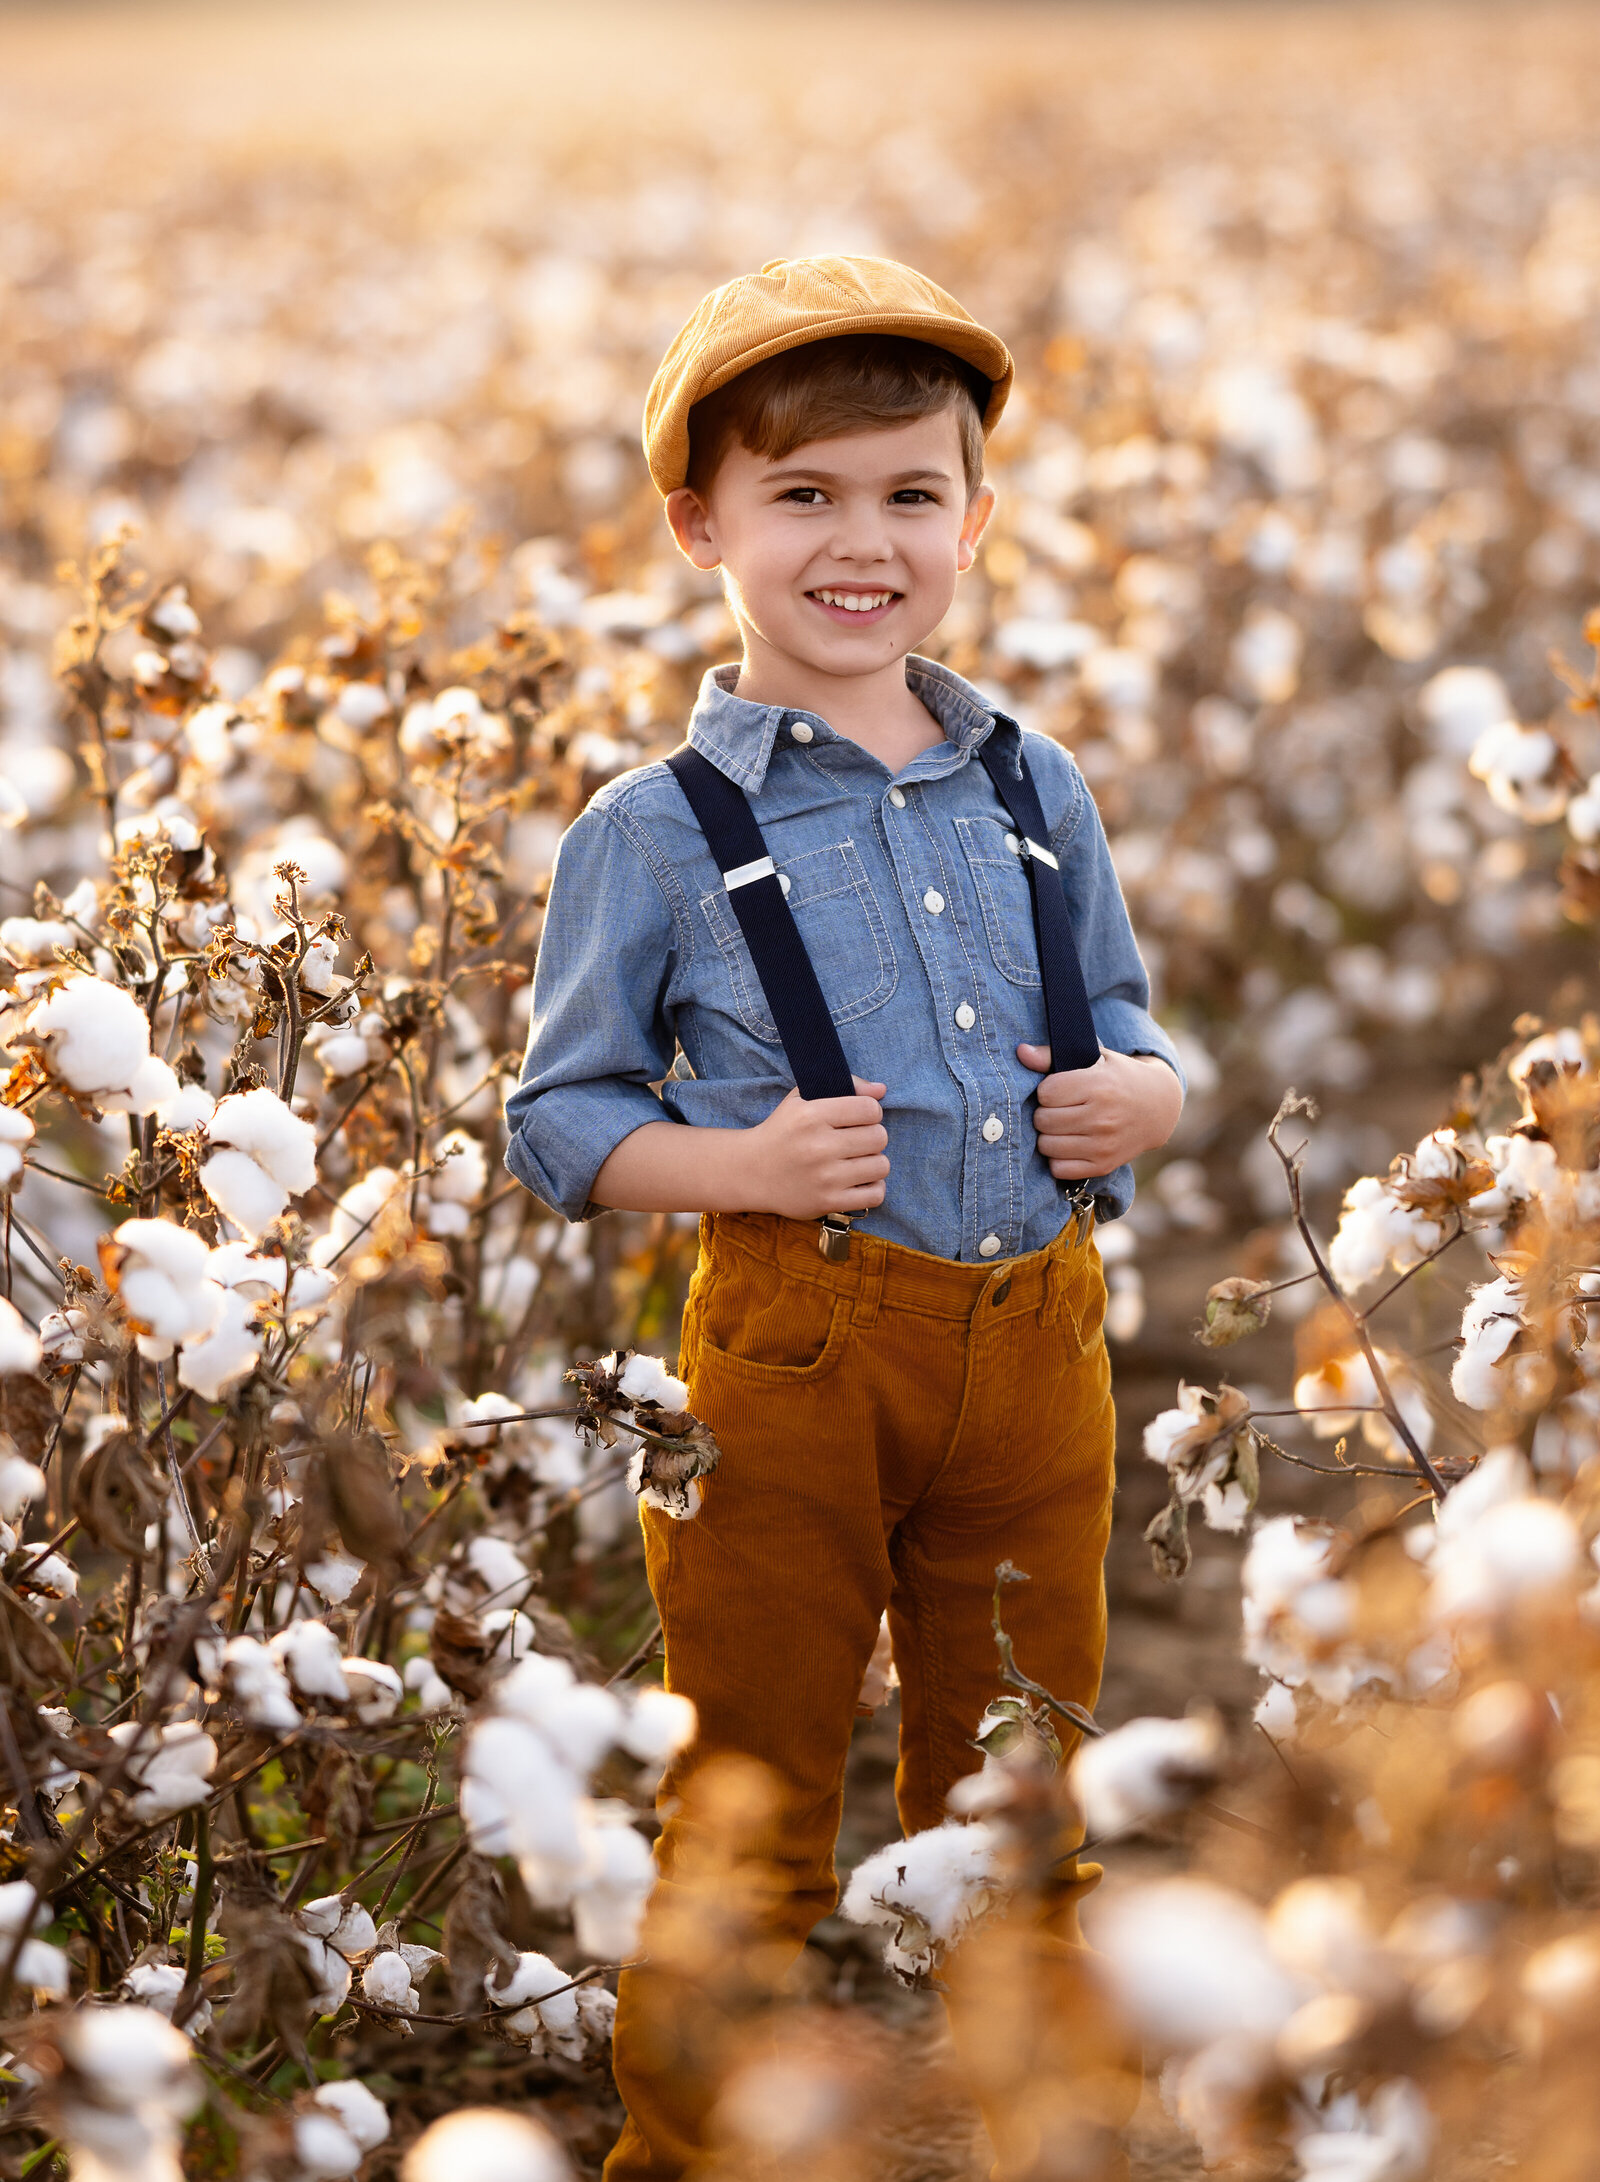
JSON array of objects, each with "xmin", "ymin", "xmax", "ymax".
[{"xmin": 732, "ymin": 644, "xmax": 944, "ymax": 776}]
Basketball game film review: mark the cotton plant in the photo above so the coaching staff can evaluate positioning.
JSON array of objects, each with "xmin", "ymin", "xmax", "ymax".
[{"xmin": 461, "ymin": 1649, "xmax": 695, "ymax": 1957}]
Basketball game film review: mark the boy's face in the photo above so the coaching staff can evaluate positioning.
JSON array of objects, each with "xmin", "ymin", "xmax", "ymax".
[{"xmin": 666, "ymin": 409, "xmax": 994, "ymax": 685}]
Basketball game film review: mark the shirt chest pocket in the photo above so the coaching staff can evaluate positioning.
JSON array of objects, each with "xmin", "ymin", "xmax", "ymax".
[
  {"xmin": 955, "ymin": 815, "xmax": 1042, "ymax": 988},
  {"xmin": 699, "ymin": 838, "xmax": 898, "ymax": 1044}
]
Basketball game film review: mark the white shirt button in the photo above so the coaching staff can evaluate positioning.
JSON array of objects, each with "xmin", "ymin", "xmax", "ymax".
[
  {"xmin": 888, "ymin": 787, "xmax": 906, "ymax": 809},
  {"xmin": 982, "ymin": 1115, "xmax": 1004, "ymax": 1143},
  {"xmin": 978, "ymin": 1234, "xmax": 1002, "ymax": 1258},
  {"xmin": 790, "ymin": 721, "xmax": 814, "ymax": 743},
  {"xmin": 1004, "ymin": 832, "xmax": 1021, "ymax": 855},
  {"xmin": 778, "ymin": 872, "xmax": 792, "ymax": 896},
  {"xmin": 922, "ymin": 889, "xmax": 945, "ymax": 915},
  {"xmin": 954, "ymin": 1002, "xmax": 976, "ymax": 1030}
]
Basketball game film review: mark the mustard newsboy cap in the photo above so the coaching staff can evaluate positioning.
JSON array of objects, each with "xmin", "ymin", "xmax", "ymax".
[{"xmin": 642, "ymin": 254, "xmax": 1014, "ymax": 497}]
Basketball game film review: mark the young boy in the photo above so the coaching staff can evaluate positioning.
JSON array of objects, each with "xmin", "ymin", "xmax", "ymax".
[{"xmin": 505, "ymin": 256, "xmax": 1183, "ymax": 2179}]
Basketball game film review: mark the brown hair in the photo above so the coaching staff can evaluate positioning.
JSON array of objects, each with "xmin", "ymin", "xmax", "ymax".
[{"xmin": 684, "ymin": 333, "xmax": 989, "ymax": 499}]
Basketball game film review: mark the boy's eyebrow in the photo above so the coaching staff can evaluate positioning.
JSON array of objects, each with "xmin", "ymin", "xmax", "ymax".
[
  {"xmin": 762, "ymin": 464, "xmax": 955, "ymax": 486},
  {"xmin": 759, "ymin": 466, "xmax": 947, "ymax": 488}
]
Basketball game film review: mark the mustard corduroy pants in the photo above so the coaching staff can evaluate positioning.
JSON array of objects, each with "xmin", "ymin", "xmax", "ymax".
[{"xmin": 603, "ymin": 1210, "xmax": 1118, "ymax": 2182}]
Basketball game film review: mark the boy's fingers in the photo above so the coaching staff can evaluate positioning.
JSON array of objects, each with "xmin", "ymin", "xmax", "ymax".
[
  {"xmin": 1016, "ymin": 1042, "xmax": 1051, "ymax": 1074},
  {"xmin": 1033, "ymin": 1071, "xmax": 1105, "ymax": 1112},
  {"xmin": 851, "ymin": 1077, "xmax": 888, "ymax": 1097},
  {"xmin": 807, "ymin": 1093, "xmax": 884, "ymax": 1126}
]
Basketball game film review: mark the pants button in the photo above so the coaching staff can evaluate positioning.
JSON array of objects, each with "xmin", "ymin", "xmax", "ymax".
[{"xmin": 992, "ymin": 1278, "xmax": 1012, "ymax": 1305}]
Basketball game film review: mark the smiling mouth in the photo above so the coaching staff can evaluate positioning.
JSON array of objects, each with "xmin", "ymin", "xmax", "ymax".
[{"xmin": 807, "ymin": 587, "xmax": 901, "ymax": 617}]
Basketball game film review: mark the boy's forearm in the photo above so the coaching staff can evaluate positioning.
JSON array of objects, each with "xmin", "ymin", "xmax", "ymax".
[{"xmin": 589, "ymin": 1119, "xmax": 762, "ymax": 1214}]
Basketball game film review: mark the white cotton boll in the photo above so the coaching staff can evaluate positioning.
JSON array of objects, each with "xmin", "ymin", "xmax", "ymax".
[
  {"xmin": 38, "ymin": 1306, "xmax": 88, "ymax": 1363},
  {"xmin": 494, "ymin": 1650, "xmax": 577, "ymax": 1719},
  {"xmin": 269, "ymin": 1620, "xmax": 349, "ymax": 1702},
  {"xmin": 24, "ymin": 1550, "xmax": 77, "ymax": 1600},
  {"xmin": 28, "ymin": 975, "xmax": 151, "ymax": 1096},
  {"xmin": 464, "ymin": 1716, "xmax": 585, "ymax": 1882},
  {"xmin": 0, "ymin": 1297, "xmax": 43, "ymax": 1374},
  {"xmin": 362, "ymin": 1950, "xmax": 418, "ymax": 2011},
  {"xmin": 621, "ymin": 1686, "xmax": 697, "ymax": 1764},
  {"xmin": 1568, "ymin": 773, "xmax": 1600, "ymax": 843},
  {"xmin": 1088, "ymin": 1878, "xmax": 1303, "ymax": 2051},
  {"xmin": 222, "ymin": 1633, "xmax": 301, "ymax": 1731},
  {"xmin": 401, "ymin": 2109, "xmax": 572, "ymax": 2182},
  {"xmin": 0, "ymin": 916, "xmax": 72, "ymax": 963},
  {"xmin": 488, "ymin": 1950, "xmax": 583, "ymax": 2054},
  {"xmin": 315, "ymin": 1027, "xmax": 374, "ymax": 1079},
  {"xmin": 122, "ymin": 1961, "xmax": 210, "ymax": 2031},
  {"xmin": 294, "ymin": 2111, "xmax": 366, "ymax": 2180},
  {"xmin": 1450, "ymin": 1277, "xmax": 1526, "ymax": 1410},
  {"xmin": 466, "ymin": 1533, "xmax": 530, "ymax": 1603},
  {"xmin": 15, "ymin": 1936, "xmax": 67, "ymax": 1996},
  {"xmin": 299, "ymin": 1896, "xmax": 343, "ymax": 1939},
  {"xmin": 425, "ymin": 1198, "xmax": 470, "ymax": 1238},
  {"xmin": 1468, "ymin": 720, "xmax": 1569, "ymax": 823},
  {"xmin": 53, "ymin": 2002, "xmax": 200, "ymax": 2180},
  {"xmin": 341, "ymin": 1658, "xmax": 403, "ymax": 1723},
  {"xmin": 102, "ymin": 1051, "xmax": 182, "ymax": 1116},
  {"xmin": 313, "ymin": 2079, "xmax": 390, "ymax": 2155},
  {"xmin": 1266, "ymin": 1877, "xmax": 1401, "ymax": 2003},
  {"xmin": 1229, "ymin": 605, "xmax": 1302, "ymax": 704},
  {"xmin": 1254, "ymin": 1681, "xmax": 1299, "ymax": 1742},
  {"xmin": 1069, "ymin": 1713, "xmax": 1225, "ymax": 1839},
  {"xmin": 0, "ymin": 1878, "xmax": 49, "ymax": 1937},
  {"xmin": 841, "ymin": 1822, "xmax": 1002, "ymax": 1964},
  {"xmin": 0, "ymin": 1452, "xmax": 47, "ymax": 1519},
  {"xmin": 177, "ymin": 1286, "xmax": 261, "ymax": 1400},
  {"xmin": 110, "ymin": 1721, "xmax": 218, "ymax": 1820},
  {"xmin": 299, "ymin": 934, "xmax": 339, "ymax": 994},
  {"xmin": 431, "ymin": 1128, "xmax": 488, "ymax": 1204},
  {"xmin": 1203, "ymin": 1477, "xmax": 1253, "ymax": 1533},
  {"xmin": 330, "ymin": 1903, "xmax": 378, "ymax": 1957},
  {"xmin": 334, "ymin": 679, "xmax": 391, "ymax": 730},
  {"xmin": 311, "ymin": 1167, "xmax": 402, "ymax": 1266},
  {"xmin": 1291, "ymin": 2078, "xmax": 1433, "ymax": 2182},
  {"xmin": 305, "ymin": 1552, "xmax": 366, "ymax": 1604},
  {"xmin": 530, "ymin": 1681, "xmax": 626, "ymax": 1775},
  {"xmin": 206, "ymin": 1085, "xmax": 318, "ymax": 1194},
  {"xmin": 1420, "ymin": 666, "xmax": 1513, "ymax": 757},
  {"xmin": 617, "ymin": 1352, "xmax": 691, "ymax": 1410},
  {"xmin": 201, "ymin": 1146, "xmax": 289, "ymax": 1237},
  {"xmin": 298, "ymin": 1932, "xmax": 354, "ymax": 2016},
  {"xmin": 1143, "ymin": 1385, "xmax": 1206, "ymax": 1470},
  {"xmin": 569, "ymin": 1802, "xmax": 657, "ymax": 1959},
  {"xmin": 155, "ymin": 1081, "xmax": 216, "ymax": 1133},
  {"xmin": 457, "ymin": 1391, "xmax": 523, "ymax": 1442},
  {"xmin": 1469, "ymin": 1133, "xmax": 1558, "ymax": 1220},
  {"xmin": 206, "ymin": 1242, "xmax": 287, "ymax": 1298}
]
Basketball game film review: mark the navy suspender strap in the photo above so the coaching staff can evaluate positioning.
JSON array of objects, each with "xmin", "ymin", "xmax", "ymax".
[
  {"xmin": 977, "ymin": 741, "xmax": 1103, "ymax": 1079},
  {"xmin": 664, "ymin": 748, "xmax": 856, "ymax": 1103}
]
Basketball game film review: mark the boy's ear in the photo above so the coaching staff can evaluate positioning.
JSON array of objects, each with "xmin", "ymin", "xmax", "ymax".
[
  {"xmin": 956, "ymin": 484, "xmax": 997, "ymax": 574},
  {"xmin": 665, "ymin": 486, "xmax": 721, "ymax": 571}
]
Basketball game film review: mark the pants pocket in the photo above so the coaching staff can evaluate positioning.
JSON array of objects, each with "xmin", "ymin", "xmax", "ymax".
[{"xmin": 691, "ymin": 1255, "xmax": 852, "ymax": 1384}]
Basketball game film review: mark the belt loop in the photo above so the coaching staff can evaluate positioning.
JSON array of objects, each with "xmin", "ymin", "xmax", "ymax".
[
  {"xmin": 851, "ymin": 1237, "xmax": 885, "ymax": 1332},
  {"xmin": 1041, "ymin": 1252, "xmax": 1063, "ymax": 1328}
]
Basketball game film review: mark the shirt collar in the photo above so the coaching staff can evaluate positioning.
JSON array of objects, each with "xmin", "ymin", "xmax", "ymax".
[{"xmin": 684, "ymin": 656, "xmax": 1015, "ymax": 795}]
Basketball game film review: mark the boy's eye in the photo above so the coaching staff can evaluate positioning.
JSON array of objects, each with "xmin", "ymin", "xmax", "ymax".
[
  {"xmin": 778, "ymin": 487, "xmax": 827, "ymax": 505},
  {"xmin": 889, "ymin": 489, "xmax": 936, "ymax": 504}
]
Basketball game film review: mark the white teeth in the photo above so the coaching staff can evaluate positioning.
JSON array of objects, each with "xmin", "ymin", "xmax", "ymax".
[{"xmin": 815, "ymin": 590, "xmax": 894, "ymax": 612}]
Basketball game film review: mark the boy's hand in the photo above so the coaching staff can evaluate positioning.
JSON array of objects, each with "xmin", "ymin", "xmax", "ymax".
[
  {"xmin": 743, "ymin": 1078, "xmax": 890, "ymax": 1219},
  {"xmin": 1017, "ymin": 1044, "xmax": 1183, "ymax": 1179}
]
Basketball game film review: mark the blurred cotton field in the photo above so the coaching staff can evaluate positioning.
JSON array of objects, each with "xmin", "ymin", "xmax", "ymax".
[{"xmin": 10, "ymin": 3, "xmax": 1600, "ymax": 2178}]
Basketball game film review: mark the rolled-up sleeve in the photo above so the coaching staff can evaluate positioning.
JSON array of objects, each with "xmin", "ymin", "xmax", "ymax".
[
  {"xmin": 1050, "ymin": 757, "xmax": 1186, "ymax": 1094},
  {"xmin": 503, "ymin": 800, "xmax": 683, "ymax": 1220}
]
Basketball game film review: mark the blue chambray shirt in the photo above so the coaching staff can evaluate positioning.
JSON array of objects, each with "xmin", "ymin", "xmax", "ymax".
[{"xmin": 504, "ymin": 656, "xmax": 1183, "ymax": 1262}]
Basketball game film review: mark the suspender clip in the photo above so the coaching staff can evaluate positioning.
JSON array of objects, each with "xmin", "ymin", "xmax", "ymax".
[{"xmin": 818, "ymin": 1214, "xmax": 853, "ymax": 1263}]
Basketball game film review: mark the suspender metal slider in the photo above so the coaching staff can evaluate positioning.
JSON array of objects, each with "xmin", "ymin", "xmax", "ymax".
[{"xmin": 818, "ymin": 1214, "xmax": 853, "ymax": 1263}]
